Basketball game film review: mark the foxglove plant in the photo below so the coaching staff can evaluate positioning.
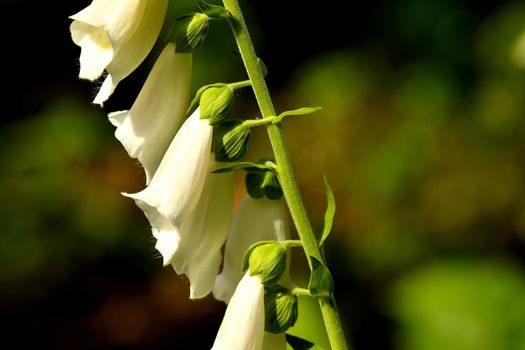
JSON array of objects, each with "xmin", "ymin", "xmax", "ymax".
[{"xmin": 69, "ymin": 0, "xmax": 350, "ymax": 349}]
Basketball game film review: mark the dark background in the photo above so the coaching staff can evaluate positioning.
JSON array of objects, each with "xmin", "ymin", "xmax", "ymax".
[{"xmin": 2, "ymin": 0, "xmax": 525, "ymax": 349}]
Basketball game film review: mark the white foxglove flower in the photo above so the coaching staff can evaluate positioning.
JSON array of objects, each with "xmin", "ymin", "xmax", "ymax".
[
  {"xmin": 108, "ymin": 43, "xmax": 192, "ymax": 184},
  {"xmin": 212, "ymin": 273, "xmax": 265, "ymax": 350},
  {"xmin": 125, "ymin": 108, "xmax": 233, "ymax": 298},
  {"xmin": 125, "ymin": 108, "xmax": 211, "ymax": 222},
  {"xmin": 214, "ymin": 197, "xmax": 289, "ymax": 303},
  {"xmin": 70, "ymin": 0, "xmax": 168, "ymax": 105}
]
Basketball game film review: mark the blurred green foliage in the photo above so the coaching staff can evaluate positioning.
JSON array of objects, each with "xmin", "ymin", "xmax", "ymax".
[
  {"xmin": 0, "ymin": 100, "xmax": 126, "ymax": 296},
  {"xmin": 2, "ymin": 0, "xmax": 525, "ymax": 349},
  {"xmin": 390, "ymin": 259, "xmax": 525, "ymax": 350}
]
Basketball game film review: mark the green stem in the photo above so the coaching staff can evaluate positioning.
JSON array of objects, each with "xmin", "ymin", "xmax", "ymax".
[
  {"xmin": 242, "ymin": 116, "xmax": 275, "ymax": 128},
  {"xmin": 291, "ymin": 287, "xmax": 312, "ymax": 297},
  {"xmin": 220, "ymin": 1, "xmax": 350, "ymax": 349},
  {"xmin": 228, "ymin": 79, "xmax": 251, "ymax": 90},
  {"xmin": 280, "ymin": 239, "xmax": 303, "ymax": 248}
]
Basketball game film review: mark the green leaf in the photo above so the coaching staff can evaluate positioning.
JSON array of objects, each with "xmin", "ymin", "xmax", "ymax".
[
  {"xmin": 320, "ymin": 176, "xmax": 336, "ymax": 246},
  {"xmin": 308, "ymin": 257, "xmax": 334, "ymax": 297},
  {"xmin": 274, "ymin": 107, "xmax": 322, "ymax": 123},
  {"xmin": 211, "ymin": 162, "xmax": 272, "ymax": 173},
  {"xmin": 286, "ymin": 334, "xmax": 325, "ymax": 350}
]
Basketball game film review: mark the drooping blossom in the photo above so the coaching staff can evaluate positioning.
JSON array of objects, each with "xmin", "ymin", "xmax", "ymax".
[
  {"xmin": 213, "ymin": 197, "xmax": 289, "ymax": 349},
  {"xmin": 70, "ymin": 0, "xmax": 168, "ymax": 105},
  {"xmin": 124, "ymin": 108, "xmax": 233, "ymax": 298},
  {"xmin": 214, "ymin": 196, "xmax": 289, "ymax": 303},
  {"xmin": 108, "ymin": 43, "xmax": 192, "ymax": 183},
  {"xmin": 212, "ymin": 273, "xmax": 265, "ymax": 350}
]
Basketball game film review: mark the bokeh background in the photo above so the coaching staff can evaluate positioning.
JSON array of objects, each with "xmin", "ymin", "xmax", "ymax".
[{"xmin": 2, "ymin": 0, "xmax": 525, "ymax": 349}]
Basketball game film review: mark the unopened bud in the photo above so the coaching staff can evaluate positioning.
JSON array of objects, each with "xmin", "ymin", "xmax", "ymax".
[
  {"xmin": 264, "ymin": 285, "xmax": 299, "ymax": 333},
  {"xmin": 169, "ymin": 13, "xmax": 210, "ymax": 53},
  {"xmin": 246, "ymin": 169, "xmax": 283, "ymax": 200},
  {"xmin": 200, "ymin": 85, "xmax": 234, "ymax": 125},
  {"xmin": 213, "ymin": 120, "xmax": 250, "ymax": 162},
  {"xmin": 247, "ymin": 242, "xmax": 287, "ymax": 285}
]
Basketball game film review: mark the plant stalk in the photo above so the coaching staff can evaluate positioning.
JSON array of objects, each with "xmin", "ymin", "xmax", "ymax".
[{"xmin": 220, "ymin": 0, "xmax": 350, "ymax": 348}]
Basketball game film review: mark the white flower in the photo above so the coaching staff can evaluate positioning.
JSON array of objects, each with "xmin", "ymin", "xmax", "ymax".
[
  {"xmin": 213, "ymin": 197, "xmax": 289, "ymax": 303},
  {"xmin": 212, "ymin": 273, "xmax": 265, "ymax": 350},
  {"xmin": 124, "ymin": 108, "xmax": 233, "ymax": 298},
  {"xmin": 69, "ymin": 0, "xmax": 168, "ymax": 105},
  {"xmin": 108, "ymin": 43, "xmax": 192, "ymax": 184}
]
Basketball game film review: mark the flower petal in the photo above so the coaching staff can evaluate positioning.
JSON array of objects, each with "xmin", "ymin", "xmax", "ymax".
[
  {"xmin": 69, "ymin": 0, "xmax": 168, "ymax": 104},
  {"xmin": 70, "ymin": 20, "xmax": 113, "ymax": 81},
  {"xmin": 97, "ymin": 0, "xmax": 168, "ymax": 105},
  {"xmin": 171, "ymin": 166, "xmax": 234, "ymax": 299},
  {"xmin": 212, "ymin": 273, "xmax": 265, "ymax": 350},
  {"xmin": 108, "ymin": 43, "xmax": 192, "ymax": 183},
  {"xmin": 142, "ymin": 163, "xmax": 233, "ymax": 298},
  {"xmin": 124, "ymin": 108, "xmax": 212, "ymax": 223},
  {"xmin": 214, "ymin": 197, "xmax": 289, "ymax": 303}
]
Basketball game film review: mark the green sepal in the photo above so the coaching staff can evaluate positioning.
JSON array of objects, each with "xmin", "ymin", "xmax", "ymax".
[
  {"xmin": 246, "ymin": 170, "xmax": 283, "ymax": 200},
  {"xmin": 319, "ymin": 176, "xmax": 336, "ymax": 247},
  {"xmin": 286, "ymin": 334, "xmax": 325, "ymax": 350},
  {"xmin": 274, "ymin": 106, "xmax": 322, "ymax": 124},
  {"xmin": 243, "ymin": 241, "xmax": 287, "ymax": 285},
  {"xmin": 200, "ymin": 85, "xmax": 234, "ymax": 125},
  {"xmin": 241, "ymin": 240, "xmax": 274, "ymax": 273},
  {"xmin": 211, "ymin": 162, "xmax": 273, "ymax": 173},
  {"xmin": 187, "ymin": 83, "xmax": 225, "ymax": 117},
  {"xmin": 212, "ymin": 119, "xmax": 250, "ymax": 162},
  {"xmin": 195, "ymin": 0, "xmax": 231, "ymax": 19},
  {"xmin": 265, "ymin": 285, "xmax": 299, "ymax": 333},
  {"xmin": 308, "ymin": 257, "xmax": 334, "ymax": 297},
  {"xmin": 168, "ymin": 13, "xmax": 210, "ymax": 53}
]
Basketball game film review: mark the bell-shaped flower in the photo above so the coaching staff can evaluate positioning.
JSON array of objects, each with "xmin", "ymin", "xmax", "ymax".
[
  {"xmin": 213, "ymin": 197, "xmax": 289, "ymax": 303},
  {"xmin": 69, "ymin": 0, "xmax": 168, "ymax": 105},
  {"xmin": 212, "ymin": 273, "xmax": 265, "ymax": 350},
  {"xmin": 124, "ymin": 108, "xmax": 233, "ymax": 298},
  {"xmin": 108, "ymin": 43, "xmax": 192, "ymax": 184}
]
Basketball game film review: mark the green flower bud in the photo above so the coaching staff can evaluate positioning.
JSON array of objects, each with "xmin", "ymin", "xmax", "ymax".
[
  {"xmin": 248, "ymin": 242, "xmax": 287, "ymax": 285},
  {"xmin": 213, "ymin": 120, "xmax": 250, "ymax": 162},
  {"xmin": 264, "ymin": 285, "xmax": 299, "ymax": 333},
  {"xmin": 200, "ymin": 85, "xmax": 234, "ymax": 125},
  {"xmin": 169, "ymin": 13, "xmax": 210, "ymax": 53},
  {"xmin": 246, "ymin": 169, "xmax": 283, "ymax": 200}
]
